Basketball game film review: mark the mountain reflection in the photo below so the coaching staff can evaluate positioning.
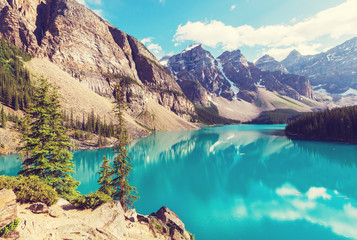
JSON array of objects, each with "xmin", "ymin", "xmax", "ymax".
[{"xmin": 1, "ymin": 125, "xmax": 357, "ymax": 240}]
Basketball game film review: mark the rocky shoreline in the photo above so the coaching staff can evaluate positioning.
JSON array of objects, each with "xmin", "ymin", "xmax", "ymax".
[{"xmin": 0, "ymin": 189, "xmax": 193, "ymax": 240}]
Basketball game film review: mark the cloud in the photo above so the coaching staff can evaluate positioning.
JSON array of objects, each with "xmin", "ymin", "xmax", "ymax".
[
  {"xmin": 173, "ymin": 0, "xmax": 357, "ymax": 59},
  {"xmin": 141, "ymin": 37, "xmax": 164, "ymax": 58},
  {"xmin": 230, "ymin": 5, "xmax": 236, "ymax": 11},
  {"xmin": 306, "ymin": 187, "xmax": 331, "ymax": 200},
  {"xmin": 276, "ymin": 185, "xmax": 302, "ymax": 197}
]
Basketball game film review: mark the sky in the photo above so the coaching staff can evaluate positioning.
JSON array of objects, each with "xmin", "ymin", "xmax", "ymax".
[{"xmin": 77, "ymin": 0, "xmax": 357, "ymax": 62}]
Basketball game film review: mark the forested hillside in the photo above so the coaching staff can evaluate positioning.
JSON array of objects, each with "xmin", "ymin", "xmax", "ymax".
[
  {"xmin": 285, "ymin": 106, "xmax": 357, "ymax": 142},
  {"xmin": 0, "ymin": 39, "xmax": 32, "ymax": 110}
]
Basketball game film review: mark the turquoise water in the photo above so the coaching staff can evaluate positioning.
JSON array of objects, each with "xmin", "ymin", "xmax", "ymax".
[{"xmin": 1, "ymin": 124, "xmax": 357, "ymax": 240}]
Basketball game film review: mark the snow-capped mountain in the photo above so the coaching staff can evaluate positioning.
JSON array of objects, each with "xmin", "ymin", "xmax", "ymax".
[
  {"xmin": 160, "ymin": 44, "xmax": 235, "ymax": 103},
  {"xmin": 161, "ymin": 45, "xmax": 314, "ymax": 105},
  {"xmin": 281, "ymin": 37, "xmax": 357, "ymax": 95},
  {"xmin": 218, "ymin": 50, "xmax": 314, "ymax": 102}
]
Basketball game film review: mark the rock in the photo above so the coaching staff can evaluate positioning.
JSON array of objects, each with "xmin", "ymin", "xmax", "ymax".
[
  {"xmin": 155, "ymin": 207, "xmax": 191, "ymax": 240},
  {"xmin": 89, "ymin": 201, "xmax": 127, "ymax": 238},
  {"xmin": 0, "ymin": 189, "xmax": 17, "ymax": 229},
  {"xmin": 124, "ymin": 208, "xmax": 138, "ymax": 222},
  {"xmin": 29, "ymin": 203, "xmax": 49, "ymax": 214},
  {"xmin": 137, "ymin": 214, "xmax": 150, "ymax": 223},
  {"xmin": 49, "ymin": 208, "xmax": 61, "ymax": 218},
  {"xmin": 170, "ymin": 228, "xmax": 186, "ymax": 240}
]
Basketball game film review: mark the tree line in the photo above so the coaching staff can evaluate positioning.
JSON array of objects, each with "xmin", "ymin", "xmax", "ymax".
[
  {"xmin": 285, "ymin": 105, "xmax": 357, "ymax": 143},
  {"xmin": 0, "ymin": 38, "xmax": 32, "ymax": 111}
]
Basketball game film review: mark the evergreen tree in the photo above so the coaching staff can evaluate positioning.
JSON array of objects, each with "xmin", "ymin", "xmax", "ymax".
[
  {"xmin": 111, "ymin": 83, "xmax": 138, "ymax": 211},
  {"xmin": 18, "ymin": 78, "xmax": 79, "ymax": 200},
  {"xmin": 1, "ymin": 106, "xmax": 6, "ymax": 128},
  {"xmin": 98, "ymin": 156, "xmax": 113, "ymax": 196}
]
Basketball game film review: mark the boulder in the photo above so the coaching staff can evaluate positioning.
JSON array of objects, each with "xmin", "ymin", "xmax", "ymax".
[
  {"xmin": 29, "ymin": 203, "xmax": 49, "ymax": 214},
  {"xmin": 155, "ymin": 207, "xmax": 191, "ymax": 240},
  {"xmin": 89, "ymin": 201, "xmax": 127, "ymax": 238},
  {"xmin": 0, "ymin": 189, "xmax": 17, "ymax": 229}
]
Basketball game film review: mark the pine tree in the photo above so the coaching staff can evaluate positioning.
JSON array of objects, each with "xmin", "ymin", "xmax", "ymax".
[
  {"xmin": 1, "ymin": 106, "xmax": 6, "ymax": 128},
  {"xmin": 18, "ymin": 78, "xmax": 79, "ymax": 200},
  {"xmin": 111, "ymin": 83, "xmax": 138, "ymax": 211},
  {"xmin": 98, "ymin": 156, "xmax": 113, "ymax": 196}
]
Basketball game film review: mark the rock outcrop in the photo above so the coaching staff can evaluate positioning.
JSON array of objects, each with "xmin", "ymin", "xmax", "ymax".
[
  {"xmin": 11, "ymin": 196, "xmax": 193, "ymax": 240},
  {"xmin": 0, "ymin": 0, "xmax": 195, "ymax": 121},
  {"xmin": 0, "ymin": 189, "xmax": 17, "ymax": 230},
  {"xmin": 281, "ymin": 37, "xmax": 357, "ymax": 94}
]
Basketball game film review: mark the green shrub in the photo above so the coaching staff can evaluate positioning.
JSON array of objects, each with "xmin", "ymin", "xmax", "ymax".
[
  {"xmin": 0, "ymin": 218, "xmax": 20, "ymax": 237},
  {"xmin": 71, "ymin": 191, "xmax": 111, "ymax": 210},
  {"xmin": 0, "ymin": 175, "xmax": 58, "ymax": 206}
]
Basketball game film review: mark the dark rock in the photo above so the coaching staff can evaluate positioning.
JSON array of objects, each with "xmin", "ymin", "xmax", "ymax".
[
  {"xmin": 137, "ymin": 214, "xmax": 150, "ymax": 223},
  {"xmin": 155, "ymin": 206, "xmax": 190, "ymax": 240},
  {"xmin": 29, "ymin": 202, "xmax": 49, "ymax": 214}
]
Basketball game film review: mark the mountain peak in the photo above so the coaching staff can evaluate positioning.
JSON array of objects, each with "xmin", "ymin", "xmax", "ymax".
[{"xmin": 182, "ymin": 43, "xmax": 204, "ymax": 53}]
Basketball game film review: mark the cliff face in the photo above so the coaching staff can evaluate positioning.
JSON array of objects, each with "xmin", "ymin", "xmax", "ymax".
[{"xmin": 0, "ymin": 0, "xmax": 195, "ymax": 120}]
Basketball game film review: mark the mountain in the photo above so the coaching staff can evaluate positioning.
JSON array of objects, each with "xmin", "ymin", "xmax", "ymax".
[
  {"xmin": 162, "ymin": 45, "xmax": 314, "ymax": 106},
  {"xmin": 0, "ymin": 0, "xmax": 196, "ymax": 132},
  {"xmin": 161, "ymin": 44, "xmax": 234, "ymax": 104},
  {"xmin": 255, "ymin": 54, "xmax": 288, "ymax": 73},
  {"xmin": 282, "ymin": 37, "xmax": 357, "ymax": 94},
  {"xmin": 217, "ymin": 50, "xmax": 314, "ymax": 102}
]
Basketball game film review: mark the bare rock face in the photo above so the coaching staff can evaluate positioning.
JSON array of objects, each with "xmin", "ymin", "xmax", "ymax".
[
  {"xmin": 154, "ymin": 206, "xmax": 191, "ymax": 240},
  {"xmin": 0, "ymin": 189, "xmax": 17, "ymax": 229},
  {"xmin": 0, "ymin": 0, "xmax": 195, "ymax": 121}
]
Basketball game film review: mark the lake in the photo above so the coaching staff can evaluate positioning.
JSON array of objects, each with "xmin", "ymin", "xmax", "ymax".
[{"xmin": 1, "ymin": 124, "xmax": 357, "ymax": 240}]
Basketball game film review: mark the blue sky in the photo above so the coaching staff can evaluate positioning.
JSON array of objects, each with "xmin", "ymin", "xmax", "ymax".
[{"xmin": 78, "ymin": 0, "xmax": 357, "ymax": 62}]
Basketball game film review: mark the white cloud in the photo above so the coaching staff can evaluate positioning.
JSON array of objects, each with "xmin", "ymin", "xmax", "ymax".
[
  {"xmin": 230, "ymin": 5, "xmax": 236, "ymax": 11},
  {"xmin": 173, "ymin": 0, "xmax": 357, "ymax": 60},
  {"xmin": 276, "ymin": 185, "xmax": 302, "ymax": 197},
  {"xmin": 141, "ymin": 37, "xmax": 164, "ymax": 58},
  {"xmin": 306, "ymin": 187, "xmax": 331, "ymax": 200}
]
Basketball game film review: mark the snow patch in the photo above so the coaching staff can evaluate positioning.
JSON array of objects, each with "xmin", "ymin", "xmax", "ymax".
[
  {"xmin": 341, "ymin": 88, "xmax": 357, "ymax": 96},
  {"xmin": 217, "ymin": 59, "xmax": 240, "ymax": 95},
  {"xmin": 183, "ymin": 43, "xmax": 201, "ymax": 53}
]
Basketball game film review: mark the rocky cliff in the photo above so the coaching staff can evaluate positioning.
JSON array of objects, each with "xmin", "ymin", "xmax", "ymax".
[
  {"xmin": 281, "ymin": 37, "xmax": 357, "ymax": 94},
  {"xmin": 0, "ymin": 0, "xmax": 195, "ymax": 121}
]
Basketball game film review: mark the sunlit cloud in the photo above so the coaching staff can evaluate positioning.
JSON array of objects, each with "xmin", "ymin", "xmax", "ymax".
[
  {"xmin": 173, "ymin": 0, "xmax": 357, "ymax": 60},
  {"xmin": 141, "ymin": 37, "xmax": 164, "ymax": 59},
  {"xmin": 230, "ymin": 5, "xmax": 236, "ymax": 11}
]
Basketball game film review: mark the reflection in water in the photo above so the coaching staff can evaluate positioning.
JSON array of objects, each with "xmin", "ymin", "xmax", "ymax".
[{"xmin": 1, "ymin": 125, "xmax": 357, "ymax": 240}]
